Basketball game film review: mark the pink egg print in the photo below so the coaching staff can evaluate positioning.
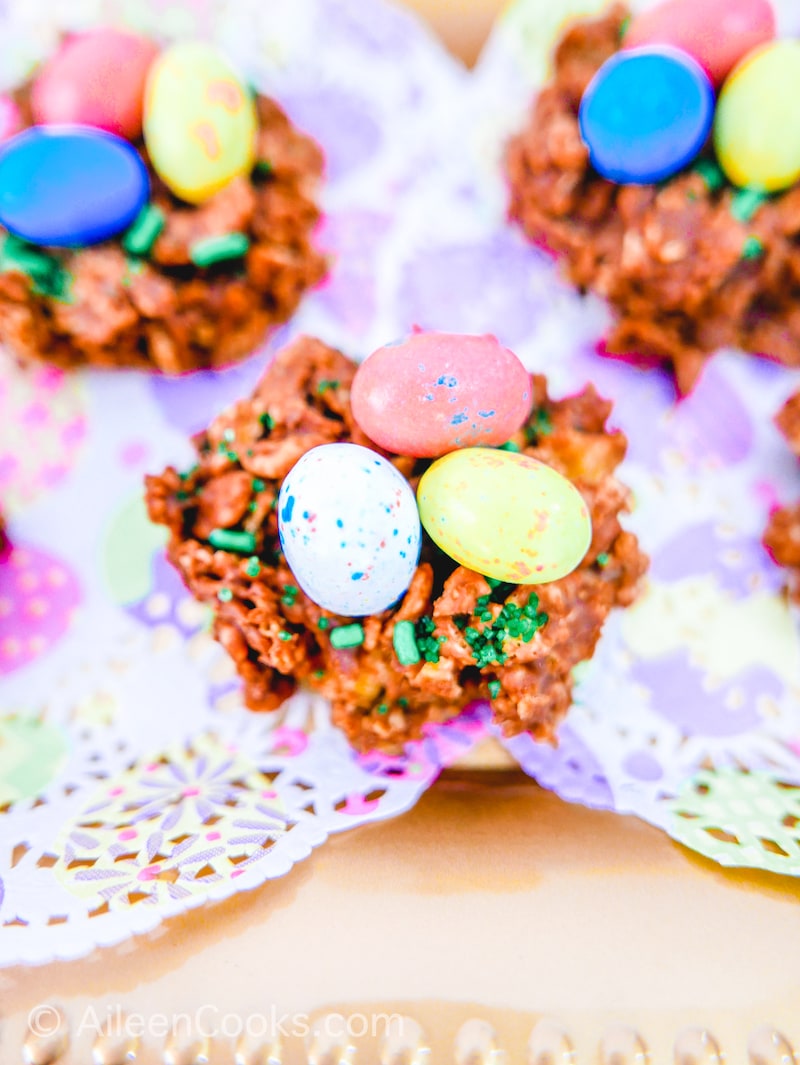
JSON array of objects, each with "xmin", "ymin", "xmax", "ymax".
[
  {"xmin": 0, "ymin": 354, "xmax": 86, "ymax": 512},
  {"xmin": 0, "ymin": 542, "xmax": 81, "ymax": 675}
]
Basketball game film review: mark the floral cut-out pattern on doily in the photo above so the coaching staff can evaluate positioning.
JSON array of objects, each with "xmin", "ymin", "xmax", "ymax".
[{"xmin": 665, "ymin": 768, "xmax": 800, "ymax": 876}]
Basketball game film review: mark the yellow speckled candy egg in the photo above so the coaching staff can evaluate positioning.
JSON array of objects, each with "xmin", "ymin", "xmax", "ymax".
[
  {"xmin": 417, "ymin": 448, "xmax": 591, "ymax": 584},
  {"xmin": 714, "ymin": 40, "xmax": 800, "ymax": 192},
  {"xmin": 143, "ymin": 41, "xmax": 257, "ymax": 204}
]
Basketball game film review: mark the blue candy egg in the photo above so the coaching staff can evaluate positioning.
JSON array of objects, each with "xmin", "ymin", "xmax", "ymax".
[
  {"xmin": 278, "ymin": 443, "xmax": 421, "ymax": 617},
  {"xmin": 579, "ymin": 46, "xmax": 714, "ymax": 185},
  {"xmin": 0, "ymin": 126, "xmax": 149, "ymax": 246}
]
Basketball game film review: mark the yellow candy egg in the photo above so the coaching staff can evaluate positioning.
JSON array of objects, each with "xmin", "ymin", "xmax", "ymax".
[
  {"xmin": 417, "ymin": 448, "xmax": 592, "ymax": 584},
  {"xmin": 143, "ymin": 41, "xmax": 257, "ymax": 204},
  {"xmin": 714, "ymin": 40, "xmax": 800, "ymax": 192}
]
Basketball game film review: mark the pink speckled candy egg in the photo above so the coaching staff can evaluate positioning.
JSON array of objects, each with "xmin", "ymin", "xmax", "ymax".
[
  {"xmin": 31, "ymin": 28, "xmax": 159, "ymax": 141},
  {"xmin": 351, "ymin": 332, "xmax": 533, "ymax": 458},
  {"xmin": 0, "ymin": 543, "xmax": 81, "ymax": 674},
  {"xmin": 278, "ymin": 443, "xmax": 421, "ymax": 616},
  {"xmin": 622, "ymin": 0, "xmax": 775, "ymax": 88},
  {"xmin": 417, "ymin": 448, "xmax": 591, "ymax": 584}
]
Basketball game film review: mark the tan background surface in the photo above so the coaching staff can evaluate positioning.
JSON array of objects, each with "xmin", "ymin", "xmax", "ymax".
[
  {"xmin": 4, "ymin": 5, "xmax": 800, "ymax": 1063},
  {"xmin": 4, "ymin": 775, "xmax": 800, "ymax": 1063}
]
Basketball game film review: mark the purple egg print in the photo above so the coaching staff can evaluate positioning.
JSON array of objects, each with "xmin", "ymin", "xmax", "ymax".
[
  {"xmin": 665, "ymin": 361, "xmax": 754, "ymax": 467},
  {"xmin": 277, "ymin": 86, "xmax": 381, "ymax": 182},
  {"xmin": 502, "ymin": 723, "xmax": 615, "ymax": 809},
  {"xmin": 0, "ymin": 542, "xmax": 81, "ymax": 675},
  {"xmin": 314, "ymin": 210, "xmax": 392, "ymax": 332},
  {"xmin": 397, "ymin": 233, "xmax": 553, "ymax": 347},
  {"xmin": 318, "ymin": 0, "xmax": 418, "ymax": 58},
  {"xmin": 572, "ymin": 342, "xmax": 675, "ymax": 467},
  {"xmin": 124, "ymin": 551, "xmax": 209, "ymax": 639},
  {"xmin": 631, "ymin": 650, "xmax": 780, "ymax": 737},
  {"xmin": 651, "ymin": 520, "xmax": 786, "ymax": 598}
]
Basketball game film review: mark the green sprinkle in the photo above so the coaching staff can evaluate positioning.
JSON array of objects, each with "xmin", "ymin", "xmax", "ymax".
[
  {"xmin": 278, "ymin": 630, "xmax": 292, "ymax": 641},
  {"xmin": 0, "ymin": 234, "xmax": 76, "ymax": 303},
  {"xmin": 254, "ymin": 159, "xmax": 273, "ymax": 176},
  {"xmin": 618, "ymin": 14, "xmax": 630, "ymax": 39},
  {"xmin": 393, "ymin": 619, "xmax": 421, "ymax": 666},
  {"xmin": 692, "ymin": 158, "xmax": 725, "ymax": 192},
  {"xmin": 252, "ymin": 478, "xmax": 266, "ymax": 493},
  {"xmin": 313, "ymin": 669, "xmax": 325, "ymax": 680},
  {"xmin": 190, "ymin": 232, "xmax": 250, "ymax": 267},
  {"xmin": 330, "ymin": 622, "xmax": 365, "ymax": 649},
  {"xmin": 208, "ymin": 528, "xmax": 257, "ymax": 554},
  {"xmin": 730, "ymin": 187, "xmax": 768, "ymax": 224},
  {"xmin": 596, "ymin": 552, "xmax": 610, "ymax": 568},
  {"xmin": 260, "ymin": 412, "xmax": 274, "ymax": 431},
  {"xmin": 1, "ymin": 234, "xmax": 58, "ymax": 282},
  {"xmin": 498, "ymin": 440, "xmax": 520, "ymax": 452},
  {"xmin": 376, "ymin": 703, "xmax": 388, "ymax": 715},
  {"xmin": 245, "ymin": 556, "xmax": 261, "ymax": 577},
  {"xmin": 487, "ymin": 679, "xmax": 501, "ymax": 699},
  {"xmin": 316, "ymin": 379, "xmax": 340, "ymax": 395},
  {"xmin": 317, "ymin": 617, "xmax": 330, "ymax": 630},
  {"xmin": 741, "ymin": 235, "xmax": 764, "ymax": 261},
  {"xmin": 122, "ymin": 204, "xmax": 165, "ymax": 256},
  {"xmin": 462, "ymin": 592, "xmax": 547, "ymax": 668},
  {"xmin": 527, "ymin": 408, "xmax": 553, "ymax": 440},
  {"xmin": 248, "ymin": 501, "xmax": 257, "ymax": 513},
  {"xmin": 398, "ymin": 697, "xmax": 409, "ymax": 708},
  {"xmin": 217, "ymin": 587, "xmax": 233, "ymax": 603},
  {"xmin": 281, "ymin": 584, "xmax": 299, "ymax": 607},
  {"xmin": 415, "ymin": 615, "xmax": 443, "ymax": 663},
  {"xmin": 121, "ymin": 256, "xmax": 146, "ymax": 285},
  {"xmin": 178, "ymin": 465, "xmax": 198, "ymax": 481}
]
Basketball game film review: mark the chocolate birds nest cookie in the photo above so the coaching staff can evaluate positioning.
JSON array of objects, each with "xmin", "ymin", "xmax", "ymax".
[
  {"xmin": 506, "ymin": 4, "xmax": 800, "ymax": 395},
  {"xmin": 0, "ymin": 34, "xmax": 326, "ymax": 373},
  {"xmin": 145, "ymin": 334, "xmax": 647, "ymax": 753}
]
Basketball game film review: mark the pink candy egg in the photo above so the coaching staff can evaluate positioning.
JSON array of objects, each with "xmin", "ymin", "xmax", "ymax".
[
  {"xmin": 622, "ymin": 0, "xmax": 775, "ymax": 87},
  {"xmin": 31, "ymin": 28, "xmax": 159, "ymax": 141},
  {"xmin": 351, "ymin": 332, "xmax": 533, "ymax": 459}
]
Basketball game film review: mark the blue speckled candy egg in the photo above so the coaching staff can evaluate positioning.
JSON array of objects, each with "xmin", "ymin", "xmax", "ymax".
[
  {"xmin": 0, "ymin": 126, "xmax": 149, "ymax": 246},
  {"xmin": 278, "ymin": 443, "xmax": 421, "ymax": 616},
  {"xmin": 579, "ymin": 46, "xmax": 714, "ymax": 184}
]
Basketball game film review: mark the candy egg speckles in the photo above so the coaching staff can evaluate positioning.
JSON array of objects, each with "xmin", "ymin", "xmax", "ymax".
[
  {"xmin": 351, "ymin": 332, "xmax": 533, "ymax": 458},
  {"xmin": 417, "ymin": 448, "xmax": 591, "ymax": 584},
  {"xmin": 714, "ymin": 40, "xmax": 800, "ymax": 192},
  {"xmin": 31, "ymin": 28, "xmax": 159, "ymax": 141},
  {"xmin": 278, "ymin": 443, "xmax": 421, "ymax": 616},
  {"xmin": 579, "ymin": 46, "xmax": 714, "ymax": 184},
  {"xmin": 622, "ymin": 0, "xmax": 775, "ymax": 88},
  {"xmin": 143, "ymin": 41, "xmax": 257, "ymax": 204}
]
